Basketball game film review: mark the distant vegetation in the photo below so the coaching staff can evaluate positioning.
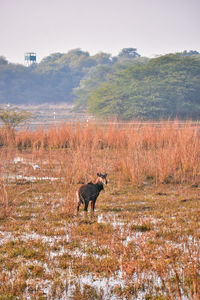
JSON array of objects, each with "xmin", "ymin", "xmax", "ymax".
[
  {"xmin": 88, "ymin": 53, "xmax": 200, "ymax": 120},
  {"xmin": 0, "ymin": 49, "xmax": 113, "ymax": 104},
  {"xmin": 0, "ymin": 48, "xmax": 200, "ymax": 120}
]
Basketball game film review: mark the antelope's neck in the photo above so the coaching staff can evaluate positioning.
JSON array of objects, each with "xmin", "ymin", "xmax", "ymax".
[{"xmin": 96, "ymin": 181, "xmax": 104, "ymax": 191}]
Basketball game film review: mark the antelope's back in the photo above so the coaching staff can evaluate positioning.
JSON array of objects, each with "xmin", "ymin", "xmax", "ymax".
[{"xmin": 79, "ymin": 183, "xmax": 99, "ymax": 199}]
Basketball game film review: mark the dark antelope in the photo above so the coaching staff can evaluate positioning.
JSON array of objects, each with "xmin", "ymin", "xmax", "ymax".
[{"xmin": 77, "ymin": 173, "xmax": 108, "ymax": 212}]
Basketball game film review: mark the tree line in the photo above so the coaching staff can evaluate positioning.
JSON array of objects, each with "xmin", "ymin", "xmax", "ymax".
[
  {"xmin": 0, "ymin": 48, "xmax": 200, "ymax": 120},
  {"xmin": 0, "ymin": 48, "xmax": 139, "ymax": 105}
]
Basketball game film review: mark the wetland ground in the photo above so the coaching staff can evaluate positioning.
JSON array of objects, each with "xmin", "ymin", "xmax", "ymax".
[{"xmin": 0, "ymin": 121, "xmax": 199, "ymax": 299}]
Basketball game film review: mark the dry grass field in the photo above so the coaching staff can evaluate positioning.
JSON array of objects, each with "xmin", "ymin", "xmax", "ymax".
[{"xmin": 0, "ymin": 121, "xmax": 200, "ymax": 299}]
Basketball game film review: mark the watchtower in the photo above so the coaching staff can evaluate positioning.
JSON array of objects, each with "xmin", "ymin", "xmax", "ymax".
[{"xmin": 24, "ymin": 52, "xmax": 36, "ymax": 66}]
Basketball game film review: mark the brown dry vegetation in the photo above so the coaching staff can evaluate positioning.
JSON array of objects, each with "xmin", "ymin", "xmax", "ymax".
[{"xmin": 0, "ymin": 121, "xmax": 200, "ymax": 299}]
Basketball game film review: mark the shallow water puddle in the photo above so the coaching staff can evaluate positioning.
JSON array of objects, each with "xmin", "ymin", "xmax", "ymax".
[{"xmin": 5, "ymin": 174, "xmax": 62, "ymax": 182}]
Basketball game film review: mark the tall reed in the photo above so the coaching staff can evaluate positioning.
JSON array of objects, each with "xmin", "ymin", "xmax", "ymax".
[{"xmin": 0, "ymin": 120, "xmax": 199, "ymax": 185}]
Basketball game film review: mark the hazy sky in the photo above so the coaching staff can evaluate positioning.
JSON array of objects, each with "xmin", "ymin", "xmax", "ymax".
[{"xmin": 0, "ymin": 0, "xmax": 200, "ymax": 64}]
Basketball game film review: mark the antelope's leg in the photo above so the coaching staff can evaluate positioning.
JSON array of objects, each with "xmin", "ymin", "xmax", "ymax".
[
  {"xmin": 77, "ymin": 191, "xmax": 82, "ymax": 211},
  {"xmin": 77, "ymin": 200, "xmax": 82, "ymax": 211},
  {"xmin": 84, "ymin": 201, "xmax": 89, "ymax": 211},
  {"xmin": 92, "ymin": 199, "xmax": 96, "ymax": 211}
]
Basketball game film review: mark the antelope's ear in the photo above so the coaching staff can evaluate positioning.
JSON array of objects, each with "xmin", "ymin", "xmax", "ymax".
[{"xmin": 97, "ymin": 173, "xmax": 100, "ymax": 177}]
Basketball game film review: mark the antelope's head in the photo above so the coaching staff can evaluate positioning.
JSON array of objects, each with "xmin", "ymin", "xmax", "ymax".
[{"xmin": 97, "ymin": 173, "xmax": 108, "ymax": 185}]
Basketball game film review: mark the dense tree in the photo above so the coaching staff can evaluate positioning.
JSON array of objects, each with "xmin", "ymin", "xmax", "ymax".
[
  {"xmin": 118, "ymin": 48, "xmax": 141, "ymax": 58},
  {"xmin": 0, "ymin": 56, "xmax": 8, "ymax": 65},
  {"xmin": 92, "ymin": 52, "xmax": 112, "ymax": 65},
  {"xmin": 179, "ymin": 50, "xmax": 200, "ymax": 57},
  {"xmin": 73, "ymin": 50, "xmax": 145, "ymax": 112},
  {"xmin": 88, "ymin": 54, "xmax": 200, "ymax": 120},
  {"xmin": 73, "ymin": 65, "xmax": 114, "ymax": 112},
  {"xmin": 0, "ymin": 49, "xmax": 111, "ymax": 104},
  {"xmin": 0, "ymin": 49, "xmax": 118, "ymax": 105}
]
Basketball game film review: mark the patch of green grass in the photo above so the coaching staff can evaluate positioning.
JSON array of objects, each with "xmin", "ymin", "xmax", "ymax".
[
  {"xmin": 27, "ymin": 264, "xmax": 45, "ymax": 278},
  {"xmin": 85, "ymin": 245, "xmax": 108, "ymax": 256},
  {"xmin": 130, "ymin": 224, "xmax": 152, "ymax": 232}
]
